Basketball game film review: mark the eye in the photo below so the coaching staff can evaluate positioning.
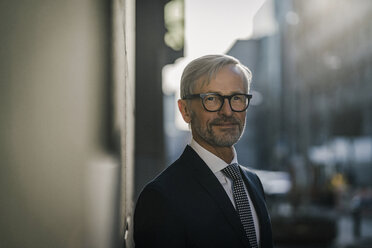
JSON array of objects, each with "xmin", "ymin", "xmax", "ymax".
[
  {"xmin": 205, "ymin": 95, "xmax": 218, "ymax": 102},
  {"xmin": 232, "ymin": 95, "xmax": 244, "ymax": 101}
]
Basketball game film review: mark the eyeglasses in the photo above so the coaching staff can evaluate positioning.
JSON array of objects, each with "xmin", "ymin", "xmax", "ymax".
[{"xmin": 183, "ymin": 93, "xmax": 252, "ymax": 112}]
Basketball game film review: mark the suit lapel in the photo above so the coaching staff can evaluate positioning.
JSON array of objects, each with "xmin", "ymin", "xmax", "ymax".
[
  {"xmin": 240, "ymin": 166, "xmax": 272, "ymax": 247},
  {"xmin": 182, "ymin": 146, "xmax": 251, "ymax": 248}
]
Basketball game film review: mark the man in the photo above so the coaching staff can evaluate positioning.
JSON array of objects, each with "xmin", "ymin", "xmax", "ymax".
[{"xmin": 134, "ymin": 54, "xmax": 273, "ymax": 248}]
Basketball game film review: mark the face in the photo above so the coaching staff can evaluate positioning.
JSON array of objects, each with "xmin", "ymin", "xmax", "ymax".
[{"xmin": 179, "ymin": 64, "xmax": 248, "ymax": 148}]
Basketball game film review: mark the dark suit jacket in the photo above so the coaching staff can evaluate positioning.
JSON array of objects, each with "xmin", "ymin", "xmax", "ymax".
[{"xmin": 134, "ymin": 145, "xmax": 273, "ymax": 248}]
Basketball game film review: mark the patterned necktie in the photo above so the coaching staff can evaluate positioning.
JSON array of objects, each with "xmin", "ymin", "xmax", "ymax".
[{"xmin": 222, "ymin": 163, "xmax": 258, "ymax": 248}]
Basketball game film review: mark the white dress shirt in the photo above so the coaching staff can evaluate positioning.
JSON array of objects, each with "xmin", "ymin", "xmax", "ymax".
[{"xmin": 190, "ymin": 138, "xmax": 260, "ymax": 246}]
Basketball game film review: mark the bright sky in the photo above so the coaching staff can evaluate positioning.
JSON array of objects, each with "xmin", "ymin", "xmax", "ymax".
[
  {"xmin": 185, "ymin": 0, "xmax": 265, "ymax": 58},
  {"xmin": 163, "ymin": 0, "xmax": 266, "ymax": 129}
]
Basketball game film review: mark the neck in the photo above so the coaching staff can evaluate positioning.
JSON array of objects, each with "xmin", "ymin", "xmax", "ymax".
[{"xmin": 193, "ymin": 137, "xmax": 234, "ymax": 164}]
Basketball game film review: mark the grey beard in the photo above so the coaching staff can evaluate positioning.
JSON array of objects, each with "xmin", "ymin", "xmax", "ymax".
[{"xmin": 191, "ymin": 114, "xmax": 245, "ymax": 147}]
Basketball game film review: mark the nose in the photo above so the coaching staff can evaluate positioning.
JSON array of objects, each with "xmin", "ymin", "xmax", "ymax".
[{"xmin": 219, "ymin": 98, "xmax": 233, "ymax": 116}]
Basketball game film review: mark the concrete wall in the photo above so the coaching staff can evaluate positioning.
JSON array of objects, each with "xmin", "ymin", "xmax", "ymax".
[
  {"xmin": 112, "ymin": 0, "xmax": 136, "ymax": 247},
  {"xmin": 0, "ymin": 0, "xmax": 135, "ymax": 247}
]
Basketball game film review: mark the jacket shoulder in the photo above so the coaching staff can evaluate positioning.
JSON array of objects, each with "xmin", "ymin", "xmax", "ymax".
[{"xmin": 141, "ymin": 145, "xmax": 197, "ymax": 194}]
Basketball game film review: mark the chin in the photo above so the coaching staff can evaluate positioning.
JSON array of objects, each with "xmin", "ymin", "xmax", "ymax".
[{"xmin": 213, "ymin": 136, "xmax": 240, "ymax": 147}]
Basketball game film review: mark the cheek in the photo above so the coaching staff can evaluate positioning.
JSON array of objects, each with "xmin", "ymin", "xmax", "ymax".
[
  {"xmin": 192, "ymin": 111, "xmax": 213, "ymax": 127},
  {"xmin": 236, "ymin": 113, "xmax": 246, "ymax": 123},
  {"xmin": 197, "ymin": 116, "xmax": 209, "ymax": 128}
]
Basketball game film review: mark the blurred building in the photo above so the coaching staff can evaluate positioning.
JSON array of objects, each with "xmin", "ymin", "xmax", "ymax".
[
  {"xmin": 277, "ymin": 0, "xmax": 372, "ymax": 188},
  {"xmin": 275, "ymin": 1, "xmax": 372, "ymax": 246},
  {"xmin": 135, "ymin": 0, "xmax": 184, "ymax": 200}
]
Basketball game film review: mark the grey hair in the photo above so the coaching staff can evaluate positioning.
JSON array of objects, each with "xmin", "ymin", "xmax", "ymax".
[{"xmin": 180, "ymin": 54, "xmax": 252, "ymax": 99}]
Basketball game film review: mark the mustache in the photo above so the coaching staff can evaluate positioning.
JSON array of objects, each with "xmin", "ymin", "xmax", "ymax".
[{"xmin": 209, "ymin": 117, "xmax": 240, "ymax": 125}]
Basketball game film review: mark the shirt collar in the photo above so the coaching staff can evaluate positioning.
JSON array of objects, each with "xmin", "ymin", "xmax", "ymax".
[{"xmin": 189, "ymin": 138, "xmax": 238, "ymax": 173}]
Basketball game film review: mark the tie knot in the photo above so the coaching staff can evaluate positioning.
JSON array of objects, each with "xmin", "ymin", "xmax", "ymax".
[{"xmin": 221, "ymin": 163, "xmax": 241, "ymax": 181}]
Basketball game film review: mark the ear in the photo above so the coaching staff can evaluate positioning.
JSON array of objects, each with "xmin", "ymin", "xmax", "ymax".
[{"xmin": 178, "ymin": 99, "xmax": 192, "ymax": 123}]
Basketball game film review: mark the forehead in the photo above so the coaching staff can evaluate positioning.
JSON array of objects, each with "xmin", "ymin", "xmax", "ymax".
[{"xmin": 195, "ymin": 64, "xmax": 247, "ymax": 93}]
